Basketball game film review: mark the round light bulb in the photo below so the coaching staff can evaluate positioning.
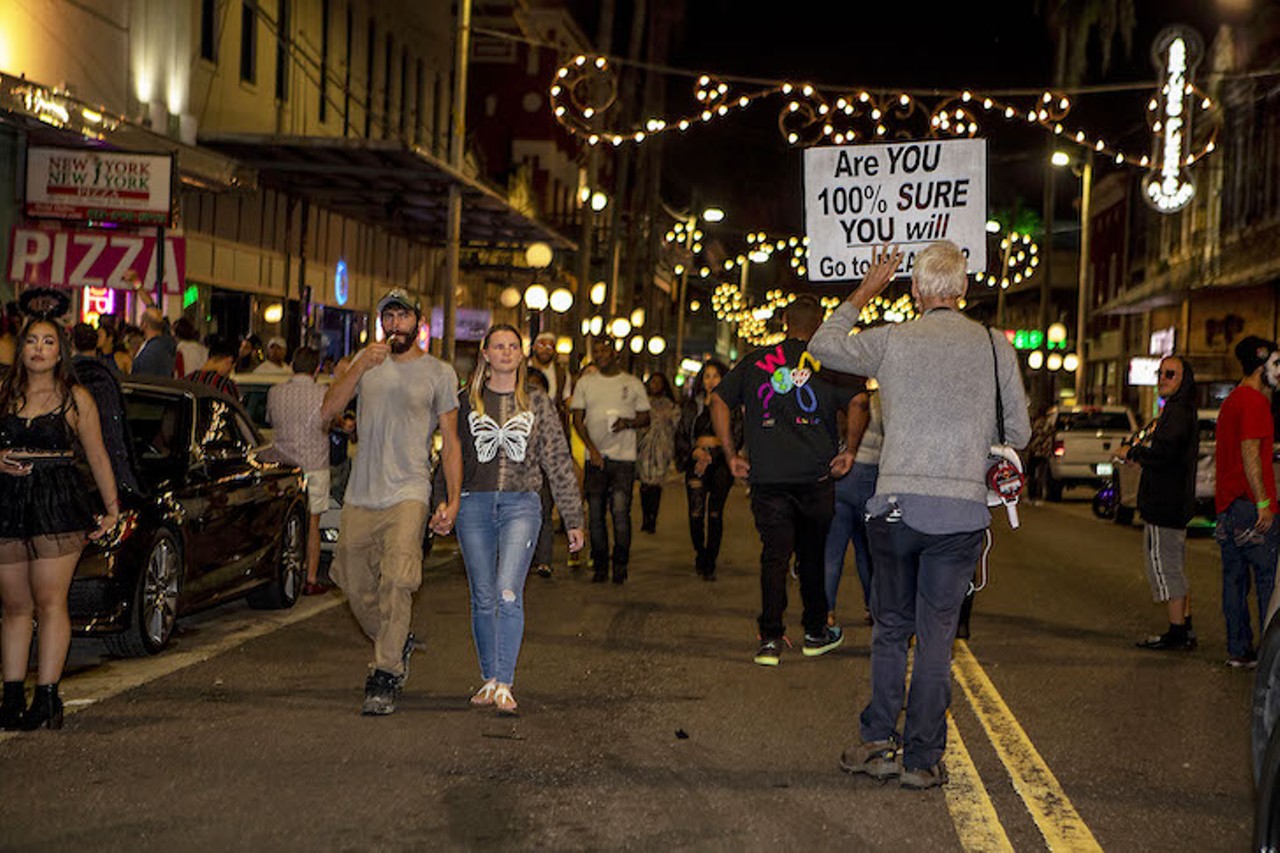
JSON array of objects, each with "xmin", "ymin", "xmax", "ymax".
[
  {"xmin": 590, "ymin": 191, "xmax": 608, "ymax": 212},
  {"xmin": 1047, "ymin": 322, "xmax": 1068, "ymax": 344},
  {"xmin": 1063, "ymin": 353, "xmax": 1080, "ymax": 373},
  {"xmin": 1028, "ymin": 350, "xmax": 1045, "ymax": 370},
  {"xmin": 590, "ymin": 282, "xmax": 607, "ymax": 305},
  {"xmin": 500, "ymin": 287, "xmax": 522, "ymax": 309},
  {"xmin": 524, "ymin": 242, "xmax": 553, "ymax": 268},
  {"xmin": 523, "ymin": 285, "xmax": 549, "ymax": 310},
  {"xmin": 1047, "ymin": 353, "xmax": 1063, "ymax": 372},
  {"xmin": 549, "ymin": 288, "xmax": 574, "ymax": 313},
  {"xmin": 610, "ymin": 317, "xmax": 632, "ymax": 338},
  {"xmin": 647, "ymin": 336, "xmax": 667, "ymax": 355},
  {"xmin": 263, "ymin": 303, "xmax": 284, "ymax": 324},
  {"xmin": 589, "ymin": 316, "xmax": 604, "ymax": 336},
  {"xmin": 629, "ymin": 335, "xmax": 644, "ymax": 353},
  {"xmin": 630, "ymin": 307, "xmax": 645, "ymax": 328}
]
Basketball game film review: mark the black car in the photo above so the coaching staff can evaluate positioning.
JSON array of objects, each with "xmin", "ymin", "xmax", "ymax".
[{"xmin": 71, "ymin": 377, "xmax": 308, "ymax": 656}]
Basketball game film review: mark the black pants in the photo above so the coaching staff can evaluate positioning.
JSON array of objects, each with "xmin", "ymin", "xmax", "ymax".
[
  {"xmin": 584, "ymin": 459, "xmax": 635, "ymax": 575},
  {"xmin": 687, "ymin": 460, "xmax": 732, "ymax": 576},
  {"xmin": 639, "ymin": 483, "xmax": 663, "ymax": 532},
  {"xmin": 750, "ymin": 480, "xmax": 835, "ymax": 639}
]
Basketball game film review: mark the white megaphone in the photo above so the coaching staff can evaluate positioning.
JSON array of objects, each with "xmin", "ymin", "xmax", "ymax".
[{"xmin": 986, "ymin": 444, "xmax": 1025, "ymax": 529}]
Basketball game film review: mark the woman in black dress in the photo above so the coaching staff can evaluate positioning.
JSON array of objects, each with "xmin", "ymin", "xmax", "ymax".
[
  {"xmin": 676, "ymin": 360, "xmax": 735, "ymax": 580},
  {"xmin": 0, "ymin": 313, "xmax": 119, "ymax": 730}
]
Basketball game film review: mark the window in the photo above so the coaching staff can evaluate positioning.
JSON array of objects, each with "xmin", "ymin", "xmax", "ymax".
[
  {"xmin": 319, "ymin": 0, "xmax": 330, "ymax": 121},
  {"xmin": 275, "ymin": 0, "xmax": 290, "ymax": 101},
  {"xmin": 364, "ymin": 18, "xmax": 375, "ymax": 137},
  {"xmin": 240, "ymin": 1, "xmax": 257, "ymax": 84},
  {"xmin": 383, "ymin": 34, "xmax": 393, "ymax": 136},
  {"xmin": 200, "ymin": 0, "xmax": 218, "ymax": 62}
]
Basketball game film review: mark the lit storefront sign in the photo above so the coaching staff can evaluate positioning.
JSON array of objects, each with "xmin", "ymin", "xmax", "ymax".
[
  {"xmin": 25, "ymin": 147, "xmax": 174, "ymax": 227},
  {"xmin": 1149, "ymin": 326, "xmax": 1175, "ymax": 356},
  {"xmin": 1143, "ymin": 27, "xmax": 1203, "ymax": 214},
  {"xmin": 335, "ymin": 258, "xmax": 349, "ymax": 305},
  {"xmin": 1003, "ymin": 329, "xmax": 1067, "ymax": 351},
  {"xmin": 81, "ymin": 286, "xmax": 115, "ymax": 325},
  {"xmin": 8, "ymin": 224, "xmax": 185, "ymax": 292}
]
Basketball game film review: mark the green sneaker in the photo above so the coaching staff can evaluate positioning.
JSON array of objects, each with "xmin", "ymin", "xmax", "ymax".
[{"xmin": 754, "ymin": 637, "xmax": 784, "ymax": 666}]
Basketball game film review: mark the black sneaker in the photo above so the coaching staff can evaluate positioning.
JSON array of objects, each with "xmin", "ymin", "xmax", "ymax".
[
  {"xmin": 802, "ymin": 625, "xmax": 844, "ymax": 657},
  {"xmin": 754, "ymin": 637, "xmax": 784, "ymax": 666},
  {"xmin": 1135, "ymin": 629, "xmax": 1196, "ymax": 651},
  {"xmin": 361, "ymin": 669, "xmax": 398, "ymax": 716},
  {"xmin": 591, "ymin": 570, "xmax": 608, "ymax": 583},
  {"xmin": 612, "ymin": 566, "xmax": 628, "ymax": 585}
]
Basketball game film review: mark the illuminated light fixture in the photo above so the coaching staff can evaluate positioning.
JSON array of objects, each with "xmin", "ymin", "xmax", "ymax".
[
  {"xmin": 1046, "ymin": 352, "xmax": 1064, "ymax": 371},
  {"xmin": 1051, "ymin": 150, "xmax": 1071, "ymax": 167},
  {"xmin": 629, "ymin": 335, "xmax": 645, "ymax": 353},
  {"xmin": 702, "ymin": 207, "xmax": 725, "ymax": 223},
  {"xmin": 525, "ymin": 242, "xmax": 553, "ymax": 268},
  {"xmin": 549, "ymin": 288, "xmax": 574, "ymax": 313},
  {"xmin": 591, "ymin": 191, "xmax": 608, "ymax": 212},
  {"xmin": 500, "ymin": 287, "xmax": 522, "ymax": 308},
  {"xmin": 1143, "ymin": 26, "xmax": 1202, "ymax": 213},
  {"xmin": 749, "ymin": 250, "xmax": 770, "ymax": 264},
  {"xmin": 610, "ymin": 317, "xmax": 632, "ymax": 338},
  {"xmin": 581, "ymin": 318, "xmax": 591, "ymax": 335},
  {"xmin": 689, "ymin": 300, "xmax": 701, "ymax": 312},
  {"xmin": 1027, "ymin": 350, "xmax": 1045, "ymax": 370},
  {"xmin": 647, "ymin": 336, "xmax": 667, "ymax": 355},
  {"xmin": 82, "ymin": 108, "xmax": 103, "ymax": 124},
  {"xmin": 589, "ymin": 315, "xmax": 604, "ymax": 336},
  {"xmin": 556, "ymin": 337, "xmax": 574, "ymax": 355},
  {"xmin": 1047, "ymin": 322, "xmax": 1068, "ymax": 344},
  {"xmin": 524, "ymin": 285, "xmax": 550, "ymax": 310},
  {"xmin": 1063, "ymin": 353, "xmax": 1080, "ymax": 372},
  {"xmin": 590, "ymin": 282, "xmax": 607, "ymax": 305},
  {"xmin": 263, "ymin": 303, "xmax": 284, "ymax": 324},
  {"xmin": 630, "ymin": 307, "xmax": 646, "ymax": 328},
  {"xmin": 985, "ymin": 220, "xmax": 1000, "ymax": 233}
]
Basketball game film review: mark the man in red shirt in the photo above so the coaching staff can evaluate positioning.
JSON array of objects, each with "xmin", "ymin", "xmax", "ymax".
[{"xmin": 1216, "ymin": 335, "xmax": 1279, "ymax": 668}]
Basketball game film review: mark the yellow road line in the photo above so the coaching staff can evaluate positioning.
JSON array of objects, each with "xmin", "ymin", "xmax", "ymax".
[
  {"xmin": 952, "ymin": 641, "xmax": 1102, "ymax": 851},
  {"xmin": 944, "ymin": 711, "xmax": 1015, "ymax": 852}
]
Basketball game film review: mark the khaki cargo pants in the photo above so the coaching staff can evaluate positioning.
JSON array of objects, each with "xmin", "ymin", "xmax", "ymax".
[{"xmin": 332, "ymin": 500, "xmax": 429, "ymax": 677}]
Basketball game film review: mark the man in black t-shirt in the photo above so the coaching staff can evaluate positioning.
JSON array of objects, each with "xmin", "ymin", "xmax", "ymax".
[{"xmin": 712, "ymin": 295, "xmax": 862, "ymax": 665}]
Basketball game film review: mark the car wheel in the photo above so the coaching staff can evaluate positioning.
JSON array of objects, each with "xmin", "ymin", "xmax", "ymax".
[
  {"xmin": 1046, "ymin": 477, "xmax": 1064, "ymax": 502},
  {"xmin": 247, "ymin": 506, "xmax": 306, "ymax": 610},
  {"xmin": 1255, "ymin": 720, "xmax": 1280, "ymax": 850},
  {"xmin": 1253, "ymin": 617, "xmax": 1280, "ymax": 783},
  {"xmin": 104, "ymin": 531, "xmax": 180, "ymax": 658}
]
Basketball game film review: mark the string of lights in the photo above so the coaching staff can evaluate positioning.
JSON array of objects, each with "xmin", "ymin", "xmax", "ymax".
[{"xmin": 550, "ymin": 54, "xmax": 1220, "ymax": 169}]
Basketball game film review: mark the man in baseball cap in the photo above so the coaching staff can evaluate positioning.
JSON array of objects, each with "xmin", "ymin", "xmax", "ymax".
[
  {"xmin": 1215, "ymin": 334, "xmax": 1279, "ymax": 668},
  {"xmin": 376, "ymin": 288, "xmax": 420, "ymax": 316},
  {"xmin": 253, "ymin": 335, "xmax": 291, "ymax": 374}
]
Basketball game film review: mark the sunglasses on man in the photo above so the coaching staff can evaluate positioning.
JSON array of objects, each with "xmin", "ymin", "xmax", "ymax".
[{"xmin": 1161, "ymin": 369, "xmax": 1179, "ymax": 379}]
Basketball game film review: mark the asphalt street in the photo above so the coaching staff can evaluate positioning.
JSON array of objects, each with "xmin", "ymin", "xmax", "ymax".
[{"xmin": 0, "ymin": 482, "xmax": 1258, "ymax": 850}]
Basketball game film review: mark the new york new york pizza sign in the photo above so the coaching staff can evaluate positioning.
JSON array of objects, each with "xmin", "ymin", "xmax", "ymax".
[
  {"xmin": 25, "ymin": 146, "xmax": 174, "ymax": 227},
  {"xmin": 803, "ymin": 138, "xmax": 987, "ymax": 281}
]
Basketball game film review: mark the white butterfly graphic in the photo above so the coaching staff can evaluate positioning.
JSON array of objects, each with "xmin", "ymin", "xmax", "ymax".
[{"xmin": 469, "ymin": 410, "xmax": 536, "ymax": 462}]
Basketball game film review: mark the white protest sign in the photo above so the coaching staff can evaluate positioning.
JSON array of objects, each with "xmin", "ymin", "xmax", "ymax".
[{"xmin": 802, "ymin": 138, "xmax": 987, "ymax": 281}]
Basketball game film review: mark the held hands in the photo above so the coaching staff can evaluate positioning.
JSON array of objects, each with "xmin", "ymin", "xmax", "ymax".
[
  {"xmin": 0, "ymin": 450, "xmax": 32, "ymax": 477},
  {"xmin": 430, "ymin": 501, "xmax": 458, "ymax": 536},
  {"xmin": 848, "ymin": 244, "xmax": 904, "ymax": 304},
  {"xmin": 830, "ymin": 450, "xmax": 855, "ymax": 479},
  {"xmin": 567, "ymin": 528, "xmax": 586, "ymax": 552},
  {"xmin": 728, "ymin": 454, "xmax": 750, "ymax": 480}
]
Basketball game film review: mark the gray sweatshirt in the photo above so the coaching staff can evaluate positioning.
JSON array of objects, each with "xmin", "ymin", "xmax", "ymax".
[{"xmin": 810, "ymin": 304, "xmax": 1031, "ymax": 506}]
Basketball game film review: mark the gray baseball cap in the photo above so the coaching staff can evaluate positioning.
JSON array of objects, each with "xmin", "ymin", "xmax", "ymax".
[{"xmin": 377, "ymin": 288, "xmax": 420, "ymax": 315}]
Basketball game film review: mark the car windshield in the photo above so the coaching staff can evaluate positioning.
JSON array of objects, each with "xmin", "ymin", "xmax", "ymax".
[
  {"xmin": 124, "ymin": 391, "xmax": 186, "ymax": 488},
  {"xmin": 1055, "ymin": 411, "xmax": 1131, "ymax": 432}
]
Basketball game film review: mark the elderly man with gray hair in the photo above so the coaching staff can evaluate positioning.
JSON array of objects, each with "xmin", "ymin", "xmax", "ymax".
[{"xmin": 809, "ymin": 240, "xmax": 1030, "ymax": 790}]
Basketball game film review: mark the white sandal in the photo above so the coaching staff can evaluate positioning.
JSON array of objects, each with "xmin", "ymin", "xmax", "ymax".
[
  {"xmin": 494, "ymin": 684, "xmax": 518, "ymax": 715},
  {"xmin": 470, "ymin": 679, "xmax": 497, "ymax": 707}
]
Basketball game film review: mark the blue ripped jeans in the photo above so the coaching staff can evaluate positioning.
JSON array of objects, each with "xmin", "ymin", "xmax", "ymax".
[{"xmin": 456, "ymin": 491, "xmax": 543, "ymax": 685}]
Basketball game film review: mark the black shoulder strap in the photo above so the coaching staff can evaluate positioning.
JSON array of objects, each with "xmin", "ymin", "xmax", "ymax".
[{"xmin": 988, "ymin": 328, "xmax": 1006, "ymax": 446}]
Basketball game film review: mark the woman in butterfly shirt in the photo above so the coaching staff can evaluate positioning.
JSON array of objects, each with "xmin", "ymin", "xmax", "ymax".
[{"xmin": 454, "ymin": 325, "xmax": 585, "ymax": 714}]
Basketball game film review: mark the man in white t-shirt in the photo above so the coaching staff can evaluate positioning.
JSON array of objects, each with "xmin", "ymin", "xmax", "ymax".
[
  {"xmin": 570, "ymin": 335, "xmax": 650, "ymax": 583},
  {"xmin": 321, "ymin": 288, "xmax": 461, "ymax": 716}
]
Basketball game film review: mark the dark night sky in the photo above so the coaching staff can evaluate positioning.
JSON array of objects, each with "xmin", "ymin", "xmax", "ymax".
[{"xmin": 564, "ymin": 0, "xmax": 1242, "ymax": 288}]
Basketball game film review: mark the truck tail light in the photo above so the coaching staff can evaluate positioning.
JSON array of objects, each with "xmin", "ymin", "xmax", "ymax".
[{"xmin": 1053, "ymin": 440, "xmax": 1065, "ymax": 457}]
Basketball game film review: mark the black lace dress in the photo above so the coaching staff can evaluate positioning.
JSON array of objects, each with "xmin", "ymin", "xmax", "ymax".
[{"xmin": 0, "ymin": 401, "xmax": 97, "ymax": 555}]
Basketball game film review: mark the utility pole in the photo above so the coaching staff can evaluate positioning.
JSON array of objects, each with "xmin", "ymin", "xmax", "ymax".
[
  {"xmin": 443, "ymin": 0, "xmax": 472, "ymax": 365},
  {"xmin": 1074, "ymin": 151, "xmax": 1093, "ymax": 402},
  {"xmin": 1038, "ymin": 137, "xmax": 1055, "ymax": 408}
]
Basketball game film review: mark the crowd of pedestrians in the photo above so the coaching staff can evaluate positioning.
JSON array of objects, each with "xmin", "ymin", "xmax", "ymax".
[{"xmin": 0, "ymin": 237, "xmax": 1278, "ymax": 800}]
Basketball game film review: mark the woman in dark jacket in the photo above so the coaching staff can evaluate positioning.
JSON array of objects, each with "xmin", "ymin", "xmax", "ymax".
[
  {"xmin": 1127, "ymin": 356, "xmax": 1199, "ymax": 651},
  {"xmin": 676, "ymin": 360, "xmax": 737, "ymax": 581}
]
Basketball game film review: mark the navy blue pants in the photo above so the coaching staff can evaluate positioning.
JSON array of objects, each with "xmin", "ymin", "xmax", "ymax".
[{"xmin": 860, "ymin": 517, "xmax": 984, "ymax": 771}]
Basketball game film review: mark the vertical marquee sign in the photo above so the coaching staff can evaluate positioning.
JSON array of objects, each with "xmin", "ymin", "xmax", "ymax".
[{"xmin": 1144, "ymin": 26, "xmax": 1203, "ymax": 214}]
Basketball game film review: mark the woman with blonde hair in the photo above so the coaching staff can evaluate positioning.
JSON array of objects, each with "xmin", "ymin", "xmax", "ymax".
[
  {"xmin": 453, "ymin": 324, "xmax": 584, "ymax": 713},
  {"xmin": 0, "ymin": 292, "xmax": 119, "ymax": 730}
]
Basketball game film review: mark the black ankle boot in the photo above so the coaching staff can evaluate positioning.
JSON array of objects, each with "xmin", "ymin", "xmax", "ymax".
[
  {"xmin": 20, "ymin": 683, "xmax": 63, "ymax": 731},
  {"xmin": 0, "ymin": 681, "xmax": 26, "ymax": 730}
]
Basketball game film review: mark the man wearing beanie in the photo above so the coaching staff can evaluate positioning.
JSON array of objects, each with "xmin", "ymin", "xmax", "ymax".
[{"xmin": 1215, "ymin": 335, "xmax": 1279, "ymax": 668}]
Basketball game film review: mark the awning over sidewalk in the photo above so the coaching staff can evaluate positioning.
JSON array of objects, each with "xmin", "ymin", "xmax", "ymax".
[
  {"xmin": 201, "ymin": 135, "xmax": 575, "ymax": 251},
  {"xmin": 0, "ymin": 72, "xmax": 247, "ymax": 191}
]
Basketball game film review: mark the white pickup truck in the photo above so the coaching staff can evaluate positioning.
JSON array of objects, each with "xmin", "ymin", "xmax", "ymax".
[{"xmin": 1046, "ymin": 405, "xmax": 1138, "ymax": 501}]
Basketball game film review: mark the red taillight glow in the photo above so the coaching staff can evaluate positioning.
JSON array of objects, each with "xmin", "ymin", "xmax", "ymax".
[{"xmin": 1053, "ymin": 441, "xmax": 1066, "ymax": 457}]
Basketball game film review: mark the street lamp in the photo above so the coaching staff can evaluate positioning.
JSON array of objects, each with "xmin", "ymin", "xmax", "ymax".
[
  {"xmin": 1053, "ymin": 149, "xmax": 1094, "ymax": 402},
  {"xmin": 549, "ymin": 288, "xmax": 574, "ymax": 313}
]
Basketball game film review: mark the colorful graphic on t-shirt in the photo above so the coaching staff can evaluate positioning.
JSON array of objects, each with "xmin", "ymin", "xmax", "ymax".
[{"xmin": 753, "ymin": 344, "xmax": 823, "ymax": 426}]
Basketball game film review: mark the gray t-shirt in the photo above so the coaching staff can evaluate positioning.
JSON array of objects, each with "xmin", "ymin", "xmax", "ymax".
[
  {"xmin": 345, "ymin": 351, "xmax": 459, "ymax": 510},
  {"xmin": 570, "ymin": 371, "xmax": 651, "ymax": 462}
]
